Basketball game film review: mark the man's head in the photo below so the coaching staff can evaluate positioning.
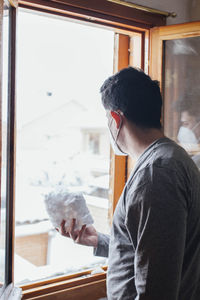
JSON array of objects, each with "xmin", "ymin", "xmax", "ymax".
[
  {"xmin": 100, "ymin": 67, "xmax": 162, "ymax": 129},
  {"xmin": 180, "ymin": 111, "xmax": 197, "ymax": 130},
  {"xmin": 175, "ymin": 94, "xmax": 200, "ymax": 146},
  {"xmin": 175, "ymin": 94, "xmax": 200, "ymax": 129}
]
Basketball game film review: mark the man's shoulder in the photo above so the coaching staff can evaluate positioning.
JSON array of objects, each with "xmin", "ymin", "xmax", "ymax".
[
  {"xmin": 145, "ymin": 137, "xmax": 196, "ymax": 171},
  {"xmin": 127, "ymin": 138, "xmax": 199, "ymax": 192}
]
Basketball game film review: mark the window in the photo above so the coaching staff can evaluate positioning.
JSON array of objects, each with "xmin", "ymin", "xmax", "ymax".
[
  {"xmin": 0, "ymin": 0, "xmax": 165, "ymax": 298},
  {"xmin": 14, "ymin": 9, "xmax": 113, "ymax": 285},
  {"xmin": 163, "ymin": 37, "xmax": 200, "ymax": 168},
  {"xmin": 150, "ymin": 23, "xmax": 200, "ymax": 172}
]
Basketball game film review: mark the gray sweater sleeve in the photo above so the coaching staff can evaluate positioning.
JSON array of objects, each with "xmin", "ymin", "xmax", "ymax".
[
  {"xmin": 93, "ymin": 232, "xmax": 110, "ymax": 257},
  {"xmin": 125, "ymin": 167, "xmax": 187, "ymax": 300}
]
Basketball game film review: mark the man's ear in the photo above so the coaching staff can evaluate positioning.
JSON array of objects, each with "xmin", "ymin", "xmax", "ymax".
[{"xmin": 110, "ymin": 111, "xmax": 121, "ymax": 129}]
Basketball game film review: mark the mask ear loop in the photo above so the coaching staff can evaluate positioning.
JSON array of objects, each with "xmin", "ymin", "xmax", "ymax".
[
  {"xmin": 108, "ymin": 118, "xmax": 115, "ymax": 142},
  {"xmin": 191, "ymin": 120, "xmax": 200, "ymax": 142},
  {"xmin": 191, "ymin": 120, "xmax": 200, "ymax": 131},
  {"xmin": 108, "ymin": 112, "xmax": 122, "ymax": 141},
  {"xmin": 114, "ymin": 112, "xmax": 122, "ymax": 142}
]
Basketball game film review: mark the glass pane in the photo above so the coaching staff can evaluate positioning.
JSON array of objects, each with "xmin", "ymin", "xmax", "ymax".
[
  {"xmin": 163, "ymin": 37, "xmax": 200, "ymax": 169},
  {"xmin": 15, "ymin": 9, "xmax": 114, "ymax": 284},
  {"xmin": 0, "ymin": 1, "xmax": 9, "ymax": 286}
]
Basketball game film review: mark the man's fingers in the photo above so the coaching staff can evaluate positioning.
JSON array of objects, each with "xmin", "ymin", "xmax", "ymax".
[
  {"xmin": 69, "ymin": 218, "xmax": 77, "ymax": 240},
  {"xmin": 75, "ymin": 224, "xmax": 86, "ymax": 243},
  {"xmin": 69, "ymin": 218, "xmax": 76, "ymax": 232},
  {"xmin": 60, "ymin": 220, "xmax": 66, "ymax": 235},
  {"xmin": 60, "ymin": 220, "xmax": 70, "ymax": 237},
  {"xmin": 59, "ymin": 219, "xmax": 80, "ymax": 241},
  {"xmin": 63, "ymin": 231, "xmax": 70, "ymax": 238}
]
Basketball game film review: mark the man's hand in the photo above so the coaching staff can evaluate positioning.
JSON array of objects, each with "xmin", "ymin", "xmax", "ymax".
[{"xmin": 56, "ymin": 219, "xmax": 98, "ymax": 248}]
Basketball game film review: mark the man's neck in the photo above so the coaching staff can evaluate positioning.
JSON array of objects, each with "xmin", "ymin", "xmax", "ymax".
[{"xmin": 125, "ymin": 125, "xmax": 165, "ymax": 160}]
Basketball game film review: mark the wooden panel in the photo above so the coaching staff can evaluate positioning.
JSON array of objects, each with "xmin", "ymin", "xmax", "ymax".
[
  {"xmin": 24, "ymin": 279, "xmax": 106, "ymax": 300},
  {"xmin": 22, "ymin": 273, "xmax": 106, "ymax": 299},
  {"xmin": 109, "ymin": 34, "xmax": 129, "ymax": 220},
  {"xmin": 19, "ymin": 0, "xmax": 166, "ymax": 29},
  {"xmin": 21, "ymin": 267, "xmax": 107, "ymax": 291},
  {"xmin": 129, "ymin": 33, "xmax": 142, "ymax": 69},
  {"xmin": 54, "ymin": 0, "xmax": 166, "ymax": 26},
  {"xmin": 149, "ymin": 27, "xmax": 171, "ymax": 128},
  {"xmin": 15, "ymin": 233, "xmax": 48, "ymax": 266},
  {"xmin": 152, "ymin": 21, "xmax": 200, "ymax": 40},
  {"xmin": 109, "ymin": 151, "xmax": 127, "ymax": 218},
  {"xmin": 149, "ymin": 27, "xmax": 163, "ymax": 84},
  {"xmin": 127, "ymin": 30, "xmax": 148, "ymax": 178}
]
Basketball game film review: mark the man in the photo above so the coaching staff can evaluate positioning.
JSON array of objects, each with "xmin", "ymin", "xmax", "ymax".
[{"xmin": 59, "ymin": 67, "xmax": 200, "ymax": 300}]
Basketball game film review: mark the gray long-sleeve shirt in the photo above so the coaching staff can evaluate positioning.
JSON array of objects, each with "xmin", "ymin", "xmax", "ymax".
[{"xmin": 94, "ymin": 137, "xmax": 200, "ymax": 300}]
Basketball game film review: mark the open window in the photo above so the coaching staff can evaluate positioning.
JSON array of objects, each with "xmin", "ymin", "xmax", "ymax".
[
  {"xmin": 150, "ymin": 22, "xmax": 200, "ymax": 170},
  {"xmin": 0, "ymin": 0, "xmax": 167, "ymax": 298},
  {"xmin": 15, "ymin": 8, "xmax": 114, "ymax": 284}
]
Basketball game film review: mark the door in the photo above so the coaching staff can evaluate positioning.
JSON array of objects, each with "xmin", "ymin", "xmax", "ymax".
[{"xmin": 150, "ymin": 22, "xmax": 200, "ymax": 168}]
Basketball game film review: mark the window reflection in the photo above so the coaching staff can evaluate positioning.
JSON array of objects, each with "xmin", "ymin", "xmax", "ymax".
[
  {"xmin": 164, "ymin": 37, "xmax": 200, "ymax": 168},
  {"xmin": 176, "ymin": 94, "xmax": 200, "ymax": 152}
]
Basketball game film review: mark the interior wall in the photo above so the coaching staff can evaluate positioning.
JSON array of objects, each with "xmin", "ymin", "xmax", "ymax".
[{"xmin": 128, "ymin": 0, "xmax": 200, "ymax": 25}]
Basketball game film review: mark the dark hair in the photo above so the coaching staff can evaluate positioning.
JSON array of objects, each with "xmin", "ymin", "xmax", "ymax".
[{"xmin": 100, "ymin": 67, "xmax": 162, "ymax": 129}]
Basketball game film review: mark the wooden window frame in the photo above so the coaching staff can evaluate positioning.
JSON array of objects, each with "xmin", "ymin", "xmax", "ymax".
[
  {"xmin": 18, "ymin": 0, "xmax": 166, "ymax": 31},
  {"xmin": 1, "ymin": 1, "xmax": 166, "ymax": 298},
  {"xmin": 3, "ymin": 0, "xmax": 17, "ymax": 288},
  {"xmin": 149, "ymin": 22, "xmax": 200, "ymax": 129},
  {"xmin": 150, "ymin": 22, "xmax": 200, "ymax": 84}
]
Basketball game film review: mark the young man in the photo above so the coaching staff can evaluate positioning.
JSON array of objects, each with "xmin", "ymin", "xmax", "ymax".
[{"xmin": 59, "ymin": 67, "xmax": 200, "ymax": 300}]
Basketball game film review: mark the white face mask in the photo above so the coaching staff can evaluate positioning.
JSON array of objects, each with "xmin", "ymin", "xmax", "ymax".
[
  {"xmin": 108, "ymin": 129, "xmax": 128, "ymax": 156},
  {"xmin": 177, "ymin": 126, "xmax": 198, "ymax": 144},
  {"xmin": 108, "ymin": 114, "xmax": 128, "ymax": 156}
]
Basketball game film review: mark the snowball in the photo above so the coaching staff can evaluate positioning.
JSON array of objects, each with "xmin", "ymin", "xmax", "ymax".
[{"xmin": 44, "ymin": 190, "xmax": 94, "ymax": 231}]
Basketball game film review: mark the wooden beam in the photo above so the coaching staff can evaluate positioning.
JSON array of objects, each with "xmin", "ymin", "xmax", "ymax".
[
  {"xmin": 22, "ymin": 273, "xmax": 106, "ymax": 299},
  {"xmin": 19, "ymin": 0, "xmax": 166, "ymax": 29},
  {"xmin": 23, "ymin": 279, "xmax": 106, "ymax": 300},
  {"xmin": 109, "ymin": 34, "xmax": 129, "ymax": 219}
]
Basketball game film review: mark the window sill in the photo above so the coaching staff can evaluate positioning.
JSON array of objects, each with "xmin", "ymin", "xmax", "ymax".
[{"xmin": 21, "ymin": 267, "xmax": 107, "ymax": 299}]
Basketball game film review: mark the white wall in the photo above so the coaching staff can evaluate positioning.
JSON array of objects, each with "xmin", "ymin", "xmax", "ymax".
[{"xmin": 128, "ymin": 0, "xmax": 200, "ymax": 25}]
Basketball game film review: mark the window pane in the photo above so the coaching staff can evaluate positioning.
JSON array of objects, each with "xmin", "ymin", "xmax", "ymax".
[
  {"xmin": 0, "ymin": 2, "xmax": 9, "ymax": 285},
  {"xmin": 163, "ymin": 37, "xmax": 200, "ymax": 169},
  {"xmin": 15, "ymin": 9, "xmax": 114, "ymax": 284}
]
